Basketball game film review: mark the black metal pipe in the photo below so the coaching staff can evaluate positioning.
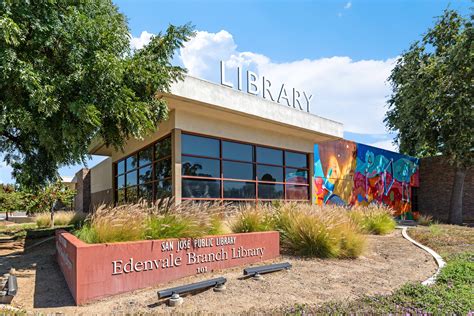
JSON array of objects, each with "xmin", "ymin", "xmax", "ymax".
[
  {"xmin": 158, "ymin": 277, "xmax": 227, "ymax": 299},
  {"xmin": 244, "ymin": 262, "xmax": 292, "ymax": 276},
  {"xmin": 7, "ymin": 275, "xmax": 17, "ymax": 296}
]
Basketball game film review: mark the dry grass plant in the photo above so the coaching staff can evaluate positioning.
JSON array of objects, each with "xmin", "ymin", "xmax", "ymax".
[{"xmin": 35, "ymin": 211, "xmax": 86, "ymax": 228}]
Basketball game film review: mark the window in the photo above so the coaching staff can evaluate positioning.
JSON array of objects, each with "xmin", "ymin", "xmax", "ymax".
[
  {"xmin": 222, "ymin": 141, "xmax": 253, "ymax": 161},
  {"xmin": 223, "ymin": 161, "xmax": 253, "ymax": 180},
  {"xmin": 181, "ymin": 133, "xmax": 310, "ymax": 201},
  {"xmin": 114, "ymin": 135, "xmax": 172, "ymax": 203},
  {"xmin": 182, "ymin": 156, "xmax": 220, "ymax": 178},
  {"xmin": 182, "ymin": 134, "xmax": 219, "ymax": 157}
]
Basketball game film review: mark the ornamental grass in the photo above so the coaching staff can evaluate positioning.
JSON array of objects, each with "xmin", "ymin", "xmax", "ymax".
[
  {"xmin": 229, "ymin": 202, "xmax": 367, "ymax": 258},
  {"xmin": 230, "ymin": 204, "xmax": 276, "ymax": 233},
  {"xmin": 35, "ymin": 211, "xmax": 86, "ymax": 228},
  {"xmin": 74, "ymin": 199, "xmax": 230, "ymax": 244},
  {"xmin": 274, "ymin": 203, "xmax": 366, "ymax": 258},
  {"xmin": 347, "ymin": 205, "xmax": 397, "ymax": 235}
]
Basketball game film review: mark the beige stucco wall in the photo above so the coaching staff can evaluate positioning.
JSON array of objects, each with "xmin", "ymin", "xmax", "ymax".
[{"xmin": 90, "ymin": 157, "xmax": 113, "ymax": 194}]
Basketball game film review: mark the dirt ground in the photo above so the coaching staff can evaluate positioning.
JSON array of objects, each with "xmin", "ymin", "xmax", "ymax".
[{"xmin": 0, "ymin": 229, "xmax": 437, "ymax": 314}]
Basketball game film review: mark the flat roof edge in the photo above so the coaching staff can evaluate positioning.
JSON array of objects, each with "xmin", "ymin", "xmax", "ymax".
[{"xmin": 166, "ymin": 76, "xmax": 343, "ymax": 138}]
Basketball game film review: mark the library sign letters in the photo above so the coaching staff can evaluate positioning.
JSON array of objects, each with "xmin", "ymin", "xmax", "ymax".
[
  {"xmin": 220, "ymin": 61, "xmax": 312, "ymax": 112},
  {"xmin": 56, "ymin": 230, "xmax": 279, "ymax": 305},
  {"xmin": 112, "ymin": 235, "xmax": 266, "ymax": 275}
]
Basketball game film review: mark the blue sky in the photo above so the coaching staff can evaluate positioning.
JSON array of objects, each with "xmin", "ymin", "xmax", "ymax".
[{"xmin": 0, "ymin": 0, "xmax": 471, "ymax": 184}]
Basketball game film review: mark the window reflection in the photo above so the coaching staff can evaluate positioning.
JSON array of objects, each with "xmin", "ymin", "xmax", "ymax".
[
  {"xmin": 256, "ymin": 147, "xmax": 283, "ymax": 165},
  {"xmin": 286, "ymin": 185, "xmax": 308, "ymax": 200},
  {"xmin": 182, "ymin": 134, "xmax": 219, "ymax": 157},
  {"xmin": 223, "ymin": 161, "xmax": 253, "ymax": 180},
  {"xmin": 258, "ymin": 183, "xmax": 284, "ymax": 199},
  {"xmin": 222, "ymin": 141, "xmax": 253, "ymax": 161},
  {"xmin": 155, "ymin": 158, "xmax": 171, "ymax": 179},
  {"xmin": 155, "ymin": 138, "xmax": 171, "ymax": 159},
  {"xmin": 223, "ymin": 181, "xmax": 255, "ymax": 199},
  {"xmin": 139, "ymin": 146, "xmax": 153, "ymax": 167},
  {"xmin": 182, "ymin": 157, "xmax": 219, "ymax": 178},
  {"xmin": 114, "ymin": 135, "xmax": 172, "ymax": 204},
  {"xmin": 180, "ymin": 133, "xmax": 309, "ymax": 202},
  {"xmin": 126, "ymin": 155, "xmax": 137, "ymax": 171},
  {"xmin": 285, "ymin": 151, "xmax": 307, "ymax": 168},
  {"xmin": 139, "ymin": 165, "xmax": 152, "ymax": 184},
  {"xmin": 285, "ymin": 168, "xmax": 308, "ymax": 184},
  {"xmin": 182, "ymin": 179, "xmax": 220, "ymax": 198},
  {"xmin": 257, "ymin": 165, "xmax": 283, "ymax": 182}
]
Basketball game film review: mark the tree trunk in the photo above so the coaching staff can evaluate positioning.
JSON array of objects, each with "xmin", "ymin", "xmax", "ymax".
[{"xmin": 448, "ymin": 166, "xmax": 466, "ymax": 225}]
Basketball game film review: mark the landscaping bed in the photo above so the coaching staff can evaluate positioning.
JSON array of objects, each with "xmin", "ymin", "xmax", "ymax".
[
  {"xmin": 1, "ymin": 229, "xmax": 436, "ymax": 314},
  {"xmin": 282, "ymin": 224, "xmax": 474, "ymax": 314}
]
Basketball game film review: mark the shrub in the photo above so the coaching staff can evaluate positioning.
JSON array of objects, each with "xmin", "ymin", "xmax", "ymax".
[
  {"xmin": 230, "ymin": 205, "xmax": 275, "ymax": 233},
  {"xmin": 348, "ymin": 205, "xmax": 396, "ymax": 235},
  {"xmin": 35, "ymin": 211, "xmax": 86, "ymax": 228},
  {"xmin": 416, "ymin": 214, "xmax": 433, "ymax": 226}
]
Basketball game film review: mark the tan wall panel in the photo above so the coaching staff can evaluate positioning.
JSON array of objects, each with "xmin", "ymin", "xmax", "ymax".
[
  {"xmin": 109, "ymin": 111, "xmax": 175, "ymax": 162},
  {"xmin": 90, "ymin": 157, "xmax": 113, "ymax": 193},
  {"xmin": 91, "ymin": 189, "xmax": 113, "ymax": 209}
]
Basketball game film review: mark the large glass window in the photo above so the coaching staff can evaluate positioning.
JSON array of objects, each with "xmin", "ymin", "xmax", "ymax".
[
  {"xmin": 256, "ymin": 147, "xmax": 283, "ymax": 165},
  {"xmin": 222, "ymin": 141, "xmax": 253, "ymax": 161},
  {"xmin": 223, "ymin": 161, "xmax": 253, "ymax": 180},
  {"xmin": 182, "ymin": 156, "xmax": 220, "ymax": 178},
  {"xmin": 181, "ymin": 133, "xmax": 310, "ymax": 202},
  {"xmin": 182, "ymin": 134, "xmax": 219, "ymax": 157},
  {"xmin": 114, "ymin": 135, "xmax": 172, "ymax": 203},
  {"xmin": 182, "ymin": 179, "xmax": 220, "ymax": 198}
]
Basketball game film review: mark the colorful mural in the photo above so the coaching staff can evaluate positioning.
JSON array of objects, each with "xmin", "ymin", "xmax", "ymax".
[{"xmin": 313, "ymin": 140, "xmax": 419, "ymax": 219}]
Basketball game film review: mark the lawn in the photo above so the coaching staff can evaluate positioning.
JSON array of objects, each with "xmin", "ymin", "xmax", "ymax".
[
  {"xmin": 284, "ymin": 224, "xmax": 474, "ymax": 315},
  {"xmin": 0, "ymin": 222, "xmax": 37, "ymax": 239}
]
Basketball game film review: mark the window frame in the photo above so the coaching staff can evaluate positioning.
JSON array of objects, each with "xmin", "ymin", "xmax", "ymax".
[
  {"xmin": 113, "ymin": 134, "xmax": 172, "ymax": 204},
  {"xmin": 181, "ymin": 131, "xmax": 310, "ymax": 202}
]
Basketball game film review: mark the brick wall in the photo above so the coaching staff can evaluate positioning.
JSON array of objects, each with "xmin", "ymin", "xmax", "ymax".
[
  {"xmin": 74, "ymin": 168, "xmax": 91, "ymax": 213},
  {"xmin": 418, "ymin": 156, "xmax": 473, "ymax": 223}
]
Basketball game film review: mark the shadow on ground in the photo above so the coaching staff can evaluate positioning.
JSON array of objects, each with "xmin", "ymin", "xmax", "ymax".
[{"xmin": 0, "ymin": 234, "xmax": 75, "ymax": 308}]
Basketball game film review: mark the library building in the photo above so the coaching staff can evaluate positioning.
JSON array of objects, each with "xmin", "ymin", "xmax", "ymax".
[{"xmin": 71, "ymin": 69, "xmax": 455, "ymax": 221}]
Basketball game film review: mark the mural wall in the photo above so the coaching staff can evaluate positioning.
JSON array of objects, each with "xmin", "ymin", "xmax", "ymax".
[{"xmin": 313, "ymin": 140, "xmax": 419, "ymax": 218}]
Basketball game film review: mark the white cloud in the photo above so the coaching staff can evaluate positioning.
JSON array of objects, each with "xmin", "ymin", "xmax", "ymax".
[
  {"xmin": 130, "ymin": 31, "xmax": 154, "ymax": 50},
  {"xmin": 179, "ymin": 30, "xmax": 396, "ymax": 134},
  {"xmin": 344, "ymin": 1, "xmax": 352, "ymax": 9}
]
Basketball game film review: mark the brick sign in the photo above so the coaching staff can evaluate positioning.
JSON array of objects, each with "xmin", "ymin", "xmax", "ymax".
[{"xmin": 56, "ymin": 230, "xmax": 280, "ymax": 305}]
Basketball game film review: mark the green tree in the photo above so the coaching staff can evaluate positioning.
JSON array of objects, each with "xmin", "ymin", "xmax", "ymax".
[
  {"xmin": 0, "ymin": 184, "xmax": 24, "ymax": 220},
  {"xmin": 385, "ymin": 9, "xmax": 473, "ymax": 224},
  {"xmin": 24, "ymin": 181, "xmax": 76, "ymax": 215},
  {"xmin": 0, "ymin": 1, "xmax": 193, "ymax": 189}
]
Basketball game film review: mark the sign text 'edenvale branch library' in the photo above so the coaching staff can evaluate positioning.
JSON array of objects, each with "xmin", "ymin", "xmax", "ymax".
[
  {"xmin": 56, "ymin": 231, "xmax": 279, "ymax": 304},
  {"xmin": 111, "ymin": 236, "xmax": 265, "ymax": 275},
  {"xmin": 220, "ymin": 61, "xmax": 312, "ymax": 112}
]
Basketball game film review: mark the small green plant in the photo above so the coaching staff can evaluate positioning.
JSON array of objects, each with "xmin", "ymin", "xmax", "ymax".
[
  {"xmin": 416, "ymin": 214, "xmax": 433, "ymax": 226},
  {"xmin": 348, "ymin": 205, "xmax": 396, "ymax": 235},
  {"xmin": 429, "ymin": 224, "xmax": 442, "ymax": 236}
]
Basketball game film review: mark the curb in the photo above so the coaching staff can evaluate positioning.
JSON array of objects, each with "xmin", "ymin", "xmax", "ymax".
[{"xmin": 398, "ymin": 226, "xmax": 446, "ymax": 286}]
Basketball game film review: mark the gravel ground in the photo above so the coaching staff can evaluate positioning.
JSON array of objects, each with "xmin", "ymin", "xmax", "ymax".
[{"xmin": 0, "ymin": 229, "xmax": 437, "ymax": 314}]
